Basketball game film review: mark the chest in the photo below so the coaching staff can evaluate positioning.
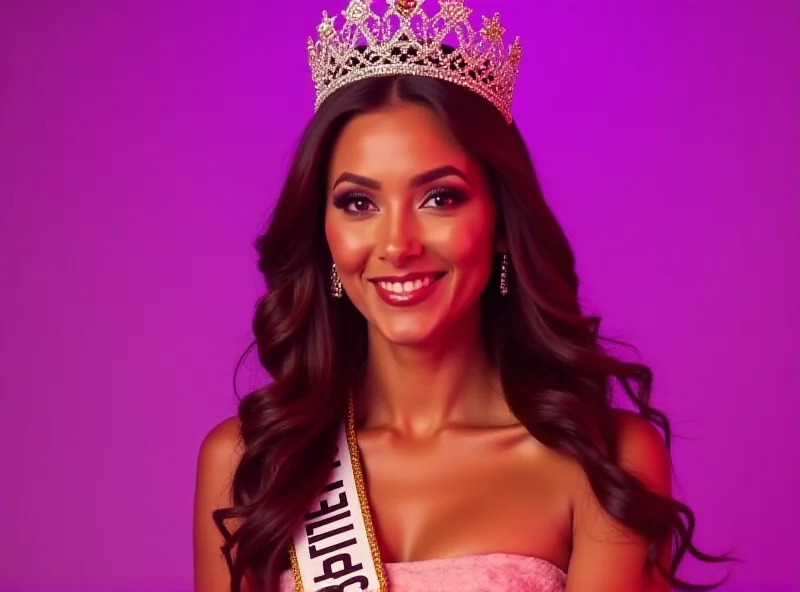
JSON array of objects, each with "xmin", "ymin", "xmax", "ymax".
[{"xmin": 356, "ymin": 427, "xmax": 576, "ymax": 568}]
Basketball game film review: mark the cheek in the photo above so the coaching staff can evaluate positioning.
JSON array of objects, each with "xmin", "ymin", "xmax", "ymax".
[
  {"xmin": 428, "ymin": 209, "xmax": 496, "ymax": 266},
  {"xmin": 325, "ymin": 214, "xmax": 370, "ymax": 271}
]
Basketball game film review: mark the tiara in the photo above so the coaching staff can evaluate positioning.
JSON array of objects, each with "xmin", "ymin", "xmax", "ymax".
[{"xmin": 307, "ymin": 0, "xmax": 522, "ymax": 123}]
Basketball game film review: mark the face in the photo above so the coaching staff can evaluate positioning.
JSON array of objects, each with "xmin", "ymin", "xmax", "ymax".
[{"xmin": 324, "ymin": 102, "xmax": 500, "ymax": 347}]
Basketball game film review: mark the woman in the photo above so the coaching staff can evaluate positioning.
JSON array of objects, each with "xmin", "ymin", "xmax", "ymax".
[{"xmin": 193, "ymin": 0, "xmax": 730, "ymax": 590}]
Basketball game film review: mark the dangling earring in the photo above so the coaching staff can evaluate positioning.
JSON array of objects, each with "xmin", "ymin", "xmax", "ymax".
[
  {"xmin": 330, "ymin": 263, "xmax": 343, "ymax": 298},
  {"xmin": 499, "ymin": 253, "xmax": 509, "ymax": 296}
]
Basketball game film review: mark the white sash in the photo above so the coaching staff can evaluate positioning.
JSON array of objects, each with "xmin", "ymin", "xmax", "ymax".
[{"xmin": 290, "ymin": 422, "xmax": 387, "ymax": 591}]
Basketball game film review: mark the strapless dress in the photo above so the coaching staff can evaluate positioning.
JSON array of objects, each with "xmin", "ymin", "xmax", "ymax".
[{"xmin": 280, "ymin": 553, "xmax": 567, "ymax": 591}]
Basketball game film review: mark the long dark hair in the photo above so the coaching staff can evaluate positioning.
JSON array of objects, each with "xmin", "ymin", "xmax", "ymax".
[{"xmin": 213, "ymin": 75, "xmax": 731, "ymax": 591}]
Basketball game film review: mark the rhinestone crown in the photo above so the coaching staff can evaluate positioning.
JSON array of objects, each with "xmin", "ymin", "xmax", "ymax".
[{"xmin": 308, "ymin": 0, "xmax": 522, "ymax": 123}]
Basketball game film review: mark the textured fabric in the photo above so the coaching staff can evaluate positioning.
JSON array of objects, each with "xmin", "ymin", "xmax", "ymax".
[{"xmin": 280, "ymin": 553, "xmax": 567, "ymax": 591}]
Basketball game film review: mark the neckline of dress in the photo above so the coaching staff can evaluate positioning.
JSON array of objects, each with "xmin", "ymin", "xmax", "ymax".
[{"xmin": 382, "ymin": 552, "xmax": 566, "ymax": 575}]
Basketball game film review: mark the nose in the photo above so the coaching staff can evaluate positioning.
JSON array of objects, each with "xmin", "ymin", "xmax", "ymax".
[{"xmin": 375, "ymin": 207, "xmax": 423, "ymax": 266}]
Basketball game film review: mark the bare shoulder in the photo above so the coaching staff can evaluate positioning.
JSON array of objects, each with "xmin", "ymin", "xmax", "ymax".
[
  {"xmin": 195, "ymin": 415, "xmax": 244, "ymax": 529},
  {"xmin": 609, "ymin": 409, "xmax": 672, "ymax": 497},
  {"xmin": 558, "ymin": 409, "xmax": 672, "ymax": 496},
  {"xmin": 193, "ymin": 416, "xmax": 244, "ymax": 591},
  {"xmin": 565, "ymin": 410, "xmax": 674, "ymax": 590},
  {"xmin": 198, "ymin": 416, "xmax": 244, "ymax": 472}
]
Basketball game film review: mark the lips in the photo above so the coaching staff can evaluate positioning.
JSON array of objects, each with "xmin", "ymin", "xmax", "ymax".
[{"xmin": 368, "ymin": 272, "xmax": 445, "ymax": 307}]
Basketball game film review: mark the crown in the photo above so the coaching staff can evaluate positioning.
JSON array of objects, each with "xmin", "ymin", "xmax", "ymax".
[{"xmin": 307, "ymin": 0, "xmax": 522, "ymax": 123}]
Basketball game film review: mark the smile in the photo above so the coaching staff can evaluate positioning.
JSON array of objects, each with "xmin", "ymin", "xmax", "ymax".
[
  {"xmin": 377, "ymin": 276, "xmax": 435, "ymax": 293},
  {"xmin": 368, "ymin": 272, "xmax": 445, "ymax": 307}
]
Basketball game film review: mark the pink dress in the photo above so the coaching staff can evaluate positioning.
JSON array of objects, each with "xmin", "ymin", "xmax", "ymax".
[{"xmin": 280, "ymin": 553, "xmax": 567, "ymax": 591}]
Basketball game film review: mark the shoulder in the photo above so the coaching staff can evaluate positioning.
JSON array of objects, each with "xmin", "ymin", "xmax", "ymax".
[
  {"xmin": 195, "ymin": 416, "xmax": 244, "ymax": 508},
  {"xmin": 568, "ymin": 408, "xmax": 672, "ymax": 506},
  {"xmin": 193, "ymin": 417, "xmax": 245, "ymax": 590},
  {"xmin": 199, "ymin": 416, "xmax": 243, "ymax": 462},
  {"xmin": 197, "ymin": 416, "xmax": 244, "ymax": 486},
  {"xmin": 564, "ymin": 410, "xmax": 673, "ymax": 590},
  {"xmin": 609, "ymin": 409, "xmax": 672, "ymax": 497}
]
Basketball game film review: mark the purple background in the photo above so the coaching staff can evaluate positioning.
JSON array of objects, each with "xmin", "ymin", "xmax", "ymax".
[{"xmin": 1, "ymin": 1, "xmax": 798, "ymax": 591}]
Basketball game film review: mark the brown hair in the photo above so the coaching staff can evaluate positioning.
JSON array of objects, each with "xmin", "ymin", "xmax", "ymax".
[{"xmin": 213, "ymin": 74, "xmax": 732, "ymax": 591}]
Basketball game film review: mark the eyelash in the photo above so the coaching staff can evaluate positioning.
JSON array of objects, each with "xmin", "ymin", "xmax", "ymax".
[{"xmin": 332, "ymin": 187, "xmax": 466, "ymax": 214}]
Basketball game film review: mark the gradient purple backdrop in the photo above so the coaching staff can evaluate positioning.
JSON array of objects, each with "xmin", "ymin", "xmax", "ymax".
[{"xmin": 1, "ymin": 1, "xmax": 798, "ymax": 591}]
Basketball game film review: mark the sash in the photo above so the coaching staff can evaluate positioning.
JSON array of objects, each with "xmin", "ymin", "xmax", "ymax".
[{"xmin": 290, "ymin": 409, "xmax": 387, "ymax": 591}]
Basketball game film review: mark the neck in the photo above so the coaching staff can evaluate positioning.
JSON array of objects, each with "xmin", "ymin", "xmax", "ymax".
[{"xmin": 357, "ymin": 311, "xmax": 508, "ymax": 438}]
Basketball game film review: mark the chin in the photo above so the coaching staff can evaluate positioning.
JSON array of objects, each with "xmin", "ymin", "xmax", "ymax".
[{"xmin": 371, "ymin": 317, "xmax": 443, "ymax": 347}]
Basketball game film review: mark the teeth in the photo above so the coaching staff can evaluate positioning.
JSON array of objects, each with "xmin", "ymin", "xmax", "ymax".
[{"xmin": 378, "ymin": 276, "xmax": 436, "ymax": 294}]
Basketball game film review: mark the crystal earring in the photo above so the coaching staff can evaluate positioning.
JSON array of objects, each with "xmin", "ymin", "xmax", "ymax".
[
  {"xmin": 499, "ymin": 253, "xmax": 509, "ymax": 296},
  {"xmin": 330, "ymin": 263, "xmax": 343, "ymax": 298}
]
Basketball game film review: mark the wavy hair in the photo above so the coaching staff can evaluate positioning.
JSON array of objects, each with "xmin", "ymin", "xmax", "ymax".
[{"xmin": 213, "ymin": 74, "xmax": 731, "ymax": 591}]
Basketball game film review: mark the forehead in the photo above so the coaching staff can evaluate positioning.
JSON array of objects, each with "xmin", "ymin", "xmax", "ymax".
[{"xmin": 327, "ymin": 103, "xmax": 477, "ymax": 185}]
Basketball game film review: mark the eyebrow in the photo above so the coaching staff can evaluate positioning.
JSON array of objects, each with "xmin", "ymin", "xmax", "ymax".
[{"xmin": 331, "ymin": 165, "xmax": 470, "ymax": 191}]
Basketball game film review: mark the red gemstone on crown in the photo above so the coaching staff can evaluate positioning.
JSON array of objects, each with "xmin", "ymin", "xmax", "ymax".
[{"xmin": 395, "ymin": 0, "xmax": 417, "ymax": 17}]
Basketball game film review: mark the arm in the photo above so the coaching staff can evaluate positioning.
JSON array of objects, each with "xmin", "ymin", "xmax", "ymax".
[
  {"xmin": 566, "ymin": 411, "xmax": 673, "ymax": 592},
  {"xmin": 193, "ymin": 417, "xmax": 244, "ymax": 592}
]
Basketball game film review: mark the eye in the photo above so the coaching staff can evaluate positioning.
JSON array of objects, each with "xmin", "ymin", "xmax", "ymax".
[
  {"xmin": 332, "ymin": 191, "xmax": 378, "ymax": 214},
  {"xmin": 421, "ymin": 187, "xmax": 466, "ymax": 209}
]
